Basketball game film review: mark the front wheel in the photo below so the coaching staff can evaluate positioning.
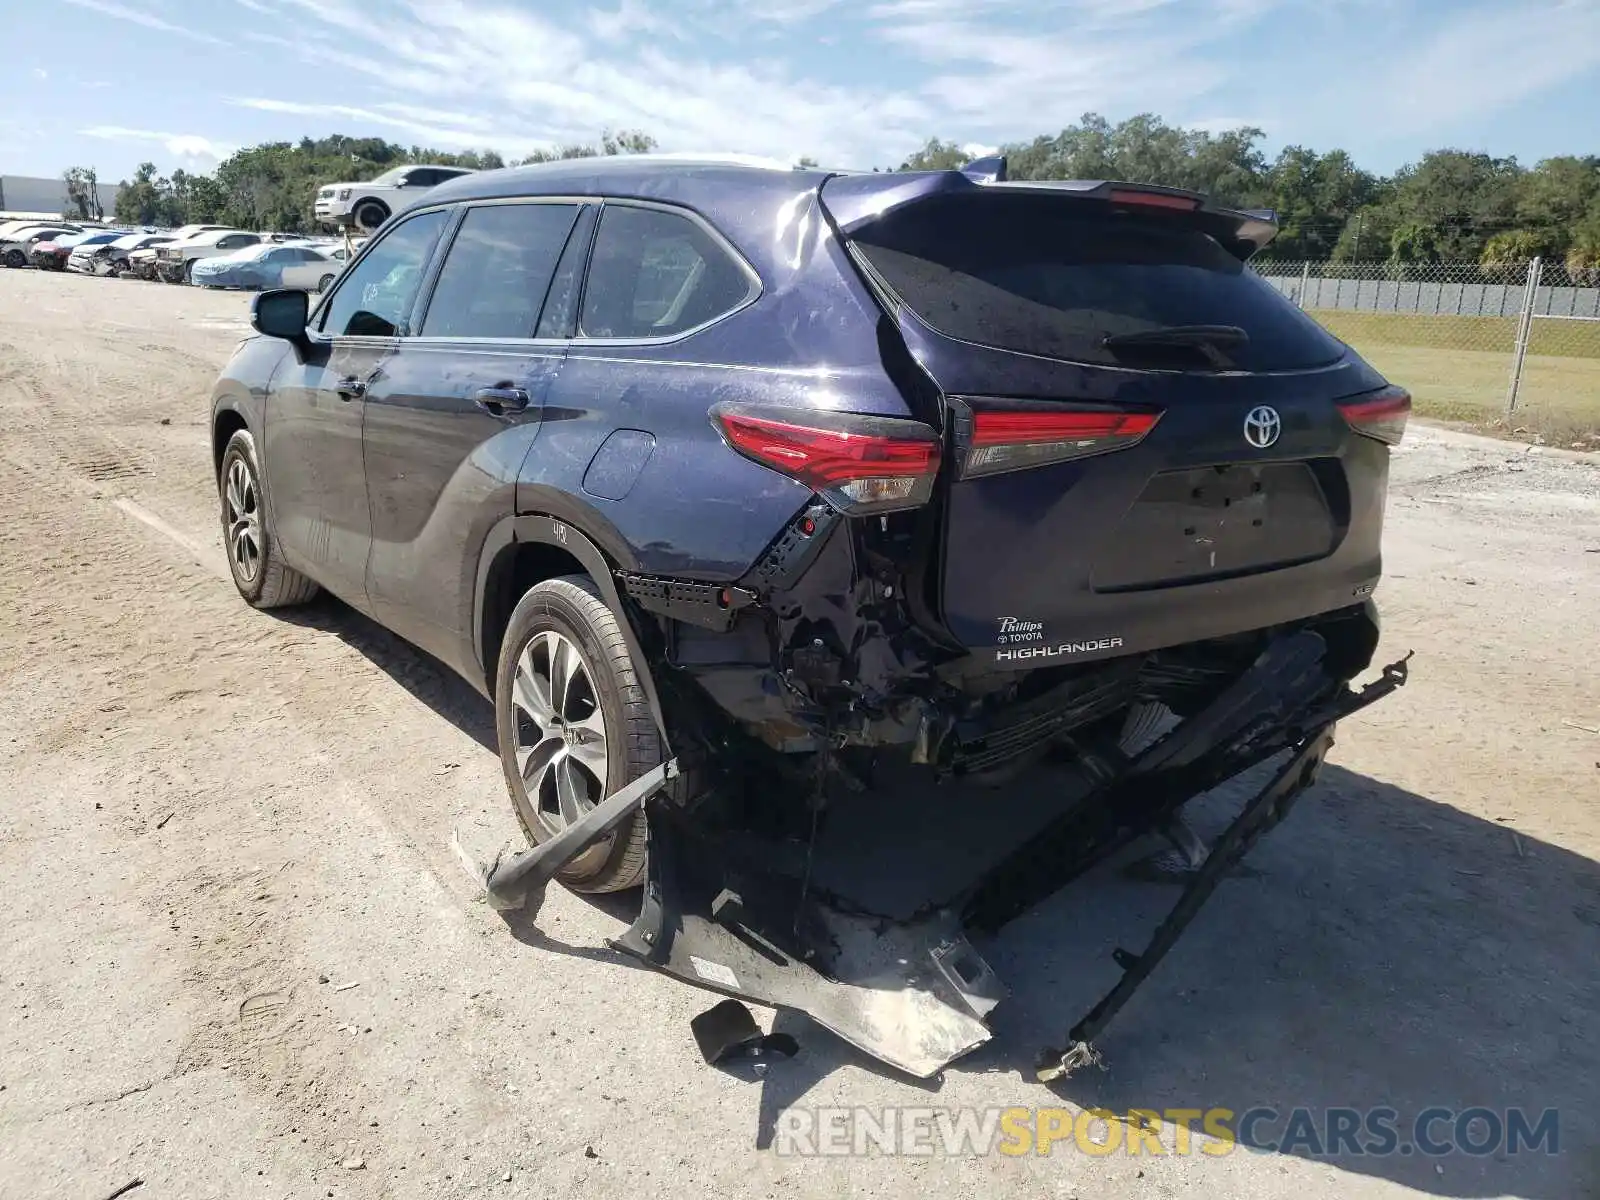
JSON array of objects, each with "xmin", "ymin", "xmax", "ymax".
[
  {"xmin": 495, "ymin": 576, "xmax": 658, "ymax": 893},
  {"xmin": 2, "ymin": 249, "xmax": 24, "ymax": 269},
  {"xmin": 317, "ymin": 273, "xmax": 335, "ymax": 293},
  {"xmin": 218, "ymin": 429, "xmax": 319, "ymax": 609}
]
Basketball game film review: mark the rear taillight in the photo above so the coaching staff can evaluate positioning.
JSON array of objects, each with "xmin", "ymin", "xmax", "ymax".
[
  {"xmin": 959, "ymin": 403, "xmax": 1161, "ymax": 478},
  {"xmin": 1339, "ymin": 386, "xmax": 1410, "ymax": 445},
  {"xmin": 711, "ymin": 404, "xmax": 939, "ymax": 515}
]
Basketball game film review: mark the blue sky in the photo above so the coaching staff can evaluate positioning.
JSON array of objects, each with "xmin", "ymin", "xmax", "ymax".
[{"xmin": 4, "ymin": 0, "xmax": 1598, "ymax": 183}]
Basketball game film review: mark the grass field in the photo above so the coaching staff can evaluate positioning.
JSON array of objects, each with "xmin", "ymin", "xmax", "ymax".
[{"xmin": 1309, "ymin": 310, "xmax": 1600, "ymax": 448}]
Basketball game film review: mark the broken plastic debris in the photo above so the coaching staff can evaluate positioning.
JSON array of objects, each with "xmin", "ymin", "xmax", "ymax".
[{"xmin": 689, "ymin": 999, "xmax": 799, "ymax": 1067}]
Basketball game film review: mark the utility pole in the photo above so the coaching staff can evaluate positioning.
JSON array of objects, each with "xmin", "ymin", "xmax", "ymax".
[{"xmin": 1352, "ymin": 214, "xmax": 1364, "ymax": 260}]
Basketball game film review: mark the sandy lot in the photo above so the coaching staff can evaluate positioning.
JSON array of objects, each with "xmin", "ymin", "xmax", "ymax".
[{"xmin": 1, "ymin": 269, "xmax": 1597, "ymax": 1200}]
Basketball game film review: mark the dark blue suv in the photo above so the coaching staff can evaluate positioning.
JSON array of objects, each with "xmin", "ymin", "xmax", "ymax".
[{"xmin": 212, "ymin": 155, "xmax": 1408, "ymax": 902}]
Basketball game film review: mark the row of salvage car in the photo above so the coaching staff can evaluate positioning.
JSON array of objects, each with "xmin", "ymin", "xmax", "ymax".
[{"xmin": 0, "ymin": 219, "xmax": 360, "ymax": 291}]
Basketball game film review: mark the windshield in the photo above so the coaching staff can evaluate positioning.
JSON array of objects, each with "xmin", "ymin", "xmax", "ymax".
[
  {"xmin": 850, "ymin": 193, "xmax": 1344, "ymax": 372},
  {"xmin": 369, "ymin": 167, "xmax": 410, "ymax": 185}
]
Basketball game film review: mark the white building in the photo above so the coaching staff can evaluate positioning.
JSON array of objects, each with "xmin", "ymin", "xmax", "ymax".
[{"xmin": 0, "ymin": 174, "xmax": 123, "ymax": 221}]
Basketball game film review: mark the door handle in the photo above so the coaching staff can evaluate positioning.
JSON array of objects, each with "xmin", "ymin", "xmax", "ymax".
[
  {"xmin": 335, "ymin": 376, "xmax": 368, "ymax": 400},
  {"xmin": 473, "ymin": 386, "xmax": 531, "ymax": 416}
]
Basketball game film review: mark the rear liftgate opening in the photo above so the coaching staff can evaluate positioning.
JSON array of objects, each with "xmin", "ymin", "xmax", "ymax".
[{"xmin": 464, "ymin": 624, "xmax": 1409, "ymax": 1080}]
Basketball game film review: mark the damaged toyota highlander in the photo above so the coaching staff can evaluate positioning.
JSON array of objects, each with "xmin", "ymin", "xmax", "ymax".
[{"xmin": 210, "ymin": 155, "xmax": 1410, "ymax": 1079}]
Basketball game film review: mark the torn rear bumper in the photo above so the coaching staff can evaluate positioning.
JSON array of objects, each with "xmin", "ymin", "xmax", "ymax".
[{"xmin": 612, "ymin": 628, "xmax": 1409, "ymax": 1078}]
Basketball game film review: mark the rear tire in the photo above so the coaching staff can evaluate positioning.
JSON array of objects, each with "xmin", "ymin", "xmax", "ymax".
[
  {"xmin": 495, "ymin": 575, "xmax": 657, "ymax": 893},
  {"xmin": 218, "ymin": 429, "xmax": 319, "ymax": 609},
  {"xmin": 2, "ymin": 249, "xmax": 24, "ymax": 268}
]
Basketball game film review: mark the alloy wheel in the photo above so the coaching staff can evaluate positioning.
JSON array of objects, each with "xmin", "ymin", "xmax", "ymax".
[
  {"xmin": 511, "ymin": 630, "xmax": 609, "ymax": 836},
  {"xmin": 223, "ymin": 456, "xmax": 262, "ymax": 584}
]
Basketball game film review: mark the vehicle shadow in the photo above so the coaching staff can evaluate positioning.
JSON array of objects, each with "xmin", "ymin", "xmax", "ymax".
[
  {"xmin": 268, "ymin": 598, "xmax": 1597, "ymax": 1193},
  {"xmin": 271, "ymin": 593, "xmax": 645, "ymax": 947},
  {"xmin": 753, "ymin": 763, "xmax": 1600, "ymax": 1196},
  {"xmin": 273, "ymin": 595, "xmax": 499, "ymax": 753}
]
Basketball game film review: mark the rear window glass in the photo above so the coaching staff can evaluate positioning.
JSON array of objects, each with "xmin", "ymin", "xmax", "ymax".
[{"xmin": 850, "ymin": 194, "xmax": 1342, "ymax": 372}]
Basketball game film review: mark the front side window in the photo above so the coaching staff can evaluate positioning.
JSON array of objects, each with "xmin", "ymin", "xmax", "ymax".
[
  {"xmin": 420, "ymin": 202, "xmax": 580, "ymax": 339},
  {"xmin": 319, "ymin": 208, "xmax": 449, "ymax": 338},
  {"xmin": 579, "ymin": 205, "xmax": 753, "ymax": 339}
]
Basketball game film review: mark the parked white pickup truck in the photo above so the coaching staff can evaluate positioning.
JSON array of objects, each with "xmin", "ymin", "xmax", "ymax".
[{"xmin": 313, "ymin": 164, "xmax": 477, "ymax": 232}]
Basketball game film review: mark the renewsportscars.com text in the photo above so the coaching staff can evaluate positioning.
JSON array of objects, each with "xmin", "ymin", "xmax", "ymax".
[{"xmin": 773, "ymin": 1105, "xmax": 1560, "ymax": 1158}]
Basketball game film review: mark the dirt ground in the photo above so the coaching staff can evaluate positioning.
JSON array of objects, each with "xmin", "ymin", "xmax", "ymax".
[{"xmin": 1, "ymin": 269, "xmax": 1597, "ymax": 1200}]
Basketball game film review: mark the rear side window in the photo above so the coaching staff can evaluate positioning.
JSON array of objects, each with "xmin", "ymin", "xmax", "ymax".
[
  {"xmin": 850, "ymin": 194, "xmax": 1342, "ymax": 372},
  {"xmin": 421, "ymin": 202, "xmax": 580, "ymax": 339},
  {"xmin": 579, "ymin": 205, "xmax": 753, "ymax": 339}
]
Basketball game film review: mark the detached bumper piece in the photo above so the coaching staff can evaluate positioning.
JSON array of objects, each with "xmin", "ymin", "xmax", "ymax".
[
  {"xmin": 612, "ymin": 630, "xmax": 1409, "ymax": 1079},
  {"xmin": 1036, "ymin": 725, "xmax": 1334, "ymax": 1083}
]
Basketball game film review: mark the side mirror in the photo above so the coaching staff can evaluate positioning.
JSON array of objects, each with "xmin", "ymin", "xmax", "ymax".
[{"xmin": 252, "ymin": 288, "xmax": 310, "ymax": 343}]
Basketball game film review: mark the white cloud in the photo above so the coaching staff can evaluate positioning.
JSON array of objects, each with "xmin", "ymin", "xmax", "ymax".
[
  {"xmin": 79, "ymin": 125, "xmax": 232, "ymax": 166},
  {"xmin": 229, "ymin": 98, "xmax": 530, "ymax": 153},
  {"xmin": 1350, "ymin": 2, "xmax": 1600, "ymax": 134},
  {"xmin": 32, "ymin": 67, "xmax": 48, "ymax": 80},
  {"xmin": 60, "ymin": 0, "xmax": 229, "ymax": 45},
  {"xmin": 1185, "ymin": 115, "xmax": 1274, "ymax": 135},
  {"xmin": 239, "ymin": 0, "xmax": 932, "ymax": 165},
  {"xmin": 587, "ymin": 0, "xmax": 682, "ymax": 42},
  {"xmin": 187, "ymin": 0, "xmax": 1597, "ymax": 172}
]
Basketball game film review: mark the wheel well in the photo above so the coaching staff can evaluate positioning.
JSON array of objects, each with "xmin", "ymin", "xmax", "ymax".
[
  {"xmin": 480, "ymin": 539, "xmax": 590, "ymax": 685},
  {"xmin": 212, "ymin": 409, "xmax": 248, "ymax": 479}
]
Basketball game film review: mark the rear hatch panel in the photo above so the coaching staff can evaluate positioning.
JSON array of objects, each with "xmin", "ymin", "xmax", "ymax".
[{"xmin": 820, "ymin": 177, "xmax": 1395, "ymax": 667}]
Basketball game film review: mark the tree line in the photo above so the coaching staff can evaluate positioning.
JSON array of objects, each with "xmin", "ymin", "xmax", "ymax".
[
  {"xmin": 899, "ymin": 115, "xmax": 1600, "ymax": 271},
  {"xmin": 74, "ymin": 114, "xmax": 1598, "ymax": 270},
  {"xmin": 102, "ymin": 130, "xmax": 657, "ymax": 234}
]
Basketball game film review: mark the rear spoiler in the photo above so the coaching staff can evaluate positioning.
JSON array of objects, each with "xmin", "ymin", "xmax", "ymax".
[{"xmin": 819, "ymin": 162, "xmax": 1279, "ymax": 259}]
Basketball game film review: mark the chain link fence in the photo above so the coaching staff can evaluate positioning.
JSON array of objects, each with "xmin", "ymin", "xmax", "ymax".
[{"xmin": 1252, "ymin": 258, "xmax": 1600, "ymax": 449}]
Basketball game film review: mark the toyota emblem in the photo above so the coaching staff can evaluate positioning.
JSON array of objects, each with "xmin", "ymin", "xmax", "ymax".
[{"xmin": 1243, "ymin": 405, "xmax": 1281, "ymax": 449}]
